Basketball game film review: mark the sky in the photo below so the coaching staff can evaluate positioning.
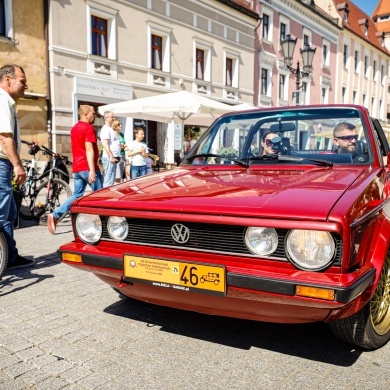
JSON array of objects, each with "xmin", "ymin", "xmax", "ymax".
[{"xmin": 353, "ymin": 0, "xmax": 378, "ymax": 16}]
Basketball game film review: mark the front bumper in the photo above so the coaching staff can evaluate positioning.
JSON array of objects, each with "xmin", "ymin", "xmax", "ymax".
[{"xmin": 58, "ymin": 242, "xmax": 375, "ymax": 308}]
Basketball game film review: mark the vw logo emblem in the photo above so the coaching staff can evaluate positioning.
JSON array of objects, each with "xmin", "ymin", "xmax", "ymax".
[{"xmin": 171, "ymin": 223, "xmax": 190, "ymax": 244}]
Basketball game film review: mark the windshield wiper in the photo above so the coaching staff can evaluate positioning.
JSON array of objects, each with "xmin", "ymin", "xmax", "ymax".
[
  {"xmin": 277, "ymin": 155, "xmax": 333, "ymax": 167},
  {"xmin": 185, "ymin": 153, "xmax": 247, "ymax": 168}
]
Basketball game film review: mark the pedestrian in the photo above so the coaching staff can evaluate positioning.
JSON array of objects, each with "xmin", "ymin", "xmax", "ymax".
[
  {"xmin": 112, "ymin": 119, "xmax": 126, "ymax": 183},
  {"xmin": 47, "ymin": 105, "xmax": 103, "ymax": 235},
  {"xmin": 126, "ymin": 127, "xmax": 147, "ymax": 179},
  {"xmin": 0, "ymin": 64, "xmax": 34, "ymax": 269},
  {"xmin": 100, "ymin": 111, "xmax": 120, "ymax": 187}
]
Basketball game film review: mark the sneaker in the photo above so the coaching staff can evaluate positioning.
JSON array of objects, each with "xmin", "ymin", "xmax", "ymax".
[
  {"xmin": 7, "ymin": 255, "xmax": 34, "ymax": 269},
  {"xmin": 47, "ymin": 214, "xmax": 58, "ymax": 235}
]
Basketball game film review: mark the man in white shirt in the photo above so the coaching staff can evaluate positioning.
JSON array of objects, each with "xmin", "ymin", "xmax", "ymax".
[
  {"xmin": 100, "ymin": 111, "xmax": 121, "ymax": 187},
  {"xmin": 0, "ymin": 64, "xmax": 34, "ymax": 269}
]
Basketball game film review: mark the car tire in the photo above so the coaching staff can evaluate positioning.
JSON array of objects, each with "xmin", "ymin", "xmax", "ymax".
[
  {"xmin": 0, "ymin": 231, "xmax": 8, "ymax": 279},
  {"xmin": 329, "ymin": 254, "xmax": 390, "ymax": 350}
]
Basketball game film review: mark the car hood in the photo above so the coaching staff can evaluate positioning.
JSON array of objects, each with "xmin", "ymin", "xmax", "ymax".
[{"xmin": 74, "ymin": 166, "xmax": 370, "ymax": 220}]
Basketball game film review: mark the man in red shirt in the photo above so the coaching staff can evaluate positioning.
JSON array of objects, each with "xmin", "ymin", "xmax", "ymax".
[{"xmin": 47, "ymin": 105, "xmax": 102, "ymax": 234}]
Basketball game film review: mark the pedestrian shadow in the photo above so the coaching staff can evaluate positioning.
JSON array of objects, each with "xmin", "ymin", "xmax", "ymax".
[
  {"xmin": 0, "ymin": 255, "xmax": 57, "ymax": 296},
  {"xmin": 0, "ymin": 268, "xmax": 54, "ymax": 297},
  {"xmin": 104, "ymin": 293, "xmax": 364, "ymax": 366}
]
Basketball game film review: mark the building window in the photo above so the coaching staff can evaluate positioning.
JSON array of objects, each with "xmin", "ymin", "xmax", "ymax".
[
  {"xmin": 148, "ymin": 24, "xmax": 171, "ymax": 73},
  {"xmin": 0, "ymin": 0, "xmax": 5, "ymax": 36},
  {"xmin": 353, "ymin": 90, "xmax": 357, "ymax": 104},
  {"xmin": 364, "ymin": 56, "xmax": 368, "ymax": 76},
  {"xmin": 194, "ymin": 41, "xmax": 212, "ymax": 83},
  {"xmin": 224, "ymin": 52, "xmax": 239, "ymax": 89},
  {"xmin": 343, "ymin": 45, "xmax": 348, "ymax": 67},
  {"xmin": 87, "ymin": 4, "xmax": 117, "ymax": 60},
  {"xmin": 302, "ymin": 29, "xmax": 312, "ymax": 49},
  {"xmin": 261, "ymin": 68, "xmax": 268, "ymax": 95},
  {"xmin": 279, "ymin": 74, "xmax": 285, "ymax": 99},
  {"xmin": 354, "ymin": 50, "xmax": 359, "ymax": 72},
  {"xmin": 196, "ymin": 49, "xmax": 204, "ymax": 80},
  {"xmin": 373, "ymin": 60, "xmax": 377, "ymax": 81},
  {"xmin": 226, "ymin": 58, "xmax": 233, "ymax": 86},
  {"xmin": 91, "ymin": 15, "xmax": 107, "ymax": 56},
  {"xmin": 262, "ymin": 14, "xmax": 269, "ymax": 40},
  {"xmin": 322, "ymin": 40, "xmax": 330, "ymax": 67},
  {"xmin": 151, "ymin": 34, "xmax": 162, "ymax": 70},
  {"xmin": 0, "ymin": 0, "xmax": 13, "ymax": 39},
  {"xmin": 363, "ymin": 93, "xmax": 366, "ymax": 106},
  {"xmin": 280, "ymin": 22, "xmax": 286, "ymax": 41},
  {"xmin": 322, "ymin": 45, "xmax": 327, "ymax": 66},
  {"xmin": 302, "ymin": 82, "xmax": 308, "ymax": 105},
  {"xmin": 342, "ymin": 87, "xmax": 346, "ymax": 103}
]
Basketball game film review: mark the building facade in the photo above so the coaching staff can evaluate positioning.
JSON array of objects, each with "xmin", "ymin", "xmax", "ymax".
[
  {"xmin": 47, "ymin": 0, "xmax": 259, "ymax": 165},
  {"xmin": 329, "ymin": 0, "xmax": 390, "ymax": 121},
  {"xmin": 257, "ymin": 0, "xmax": 340, "ymax": 107}
]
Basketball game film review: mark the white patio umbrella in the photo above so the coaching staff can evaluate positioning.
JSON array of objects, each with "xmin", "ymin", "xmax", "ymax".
[
  {"xmin": 230, "ymin": 102, "xmax": 257, "ymax": 111},
  {"xmin": 98, "ymin": 90, "xmax": 235, "ymax": 127}
]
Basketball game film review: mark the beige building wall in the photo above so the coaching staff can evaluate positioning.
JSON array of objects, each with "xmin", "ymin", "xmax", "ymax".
[
  {"xmin": 0, "ymin": 0, "xmax": 47, "ymax": 159},
  {"xmin": 335, "ymin": 31, "xmax": 388, "ymax": 121},
  {"xmin": 48, "ymin": 0, "xmax": 258, "ymax": 163}
]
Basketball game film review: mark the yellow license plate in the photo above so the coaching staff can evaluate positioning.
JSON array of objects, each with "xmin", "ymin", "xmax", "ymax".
[{"xmin": 123, "ymin": 255, "xmax": 226, "ymax": 296}]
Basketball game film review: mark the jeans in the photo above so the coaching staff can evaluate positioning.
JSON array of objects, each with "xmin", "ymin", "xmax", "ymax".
[
  {"xmin": 102, "ymin": 156, "xmax": 117, "ymax": 187},
  {"xmin": 131, "ymin": 165, "xmax": 147, "ymax": 179},
  {"xmin": 0, "ymin": 158, "xmax": 18, "ymax": 262},
  {"xmin": 53, "ymin": 170, "xmax": 103, "ymax": 220}
]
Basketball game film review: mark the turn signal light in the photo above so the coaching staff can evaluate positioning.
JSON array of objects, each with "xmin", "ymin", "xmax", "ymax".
[
  {"xmin": 62, "ymin": 253, "xmax": 82, "ymax": 263},
  {"xmin": 296, "ymin": 285, "xmax": 335, "ymax": 301}
]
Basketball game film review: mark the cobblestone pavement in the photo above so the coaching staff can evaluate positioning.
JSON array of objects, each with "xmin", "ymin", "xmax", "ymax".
[{"xmin": 1, "ymin": 216, "xmax": 390, "ymax": 389}]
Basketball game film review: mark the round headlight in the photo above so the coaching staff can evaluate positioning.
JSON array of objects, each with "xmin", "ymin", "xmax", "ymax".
[
  {"xmin": 75, "ymin": 213, "xmax": 102, "ymax": 244},
  {"xmin": 286, "ymin": 230, "xmax": 335, "ymax": 271},
  {"xmin": 245, "ymin": 227, "xmax": 278, "ymax": 255},
  {"xmin": 107, "ymin": 216, "xmax": 128, "ymax": 240}
]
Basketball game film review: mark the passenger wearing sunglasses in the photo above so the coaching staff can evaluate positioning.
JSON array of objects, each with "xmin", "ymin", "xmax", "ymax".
[{"xmin": 261, "ymin": 132, "xmax": 282, "ymax": 156}]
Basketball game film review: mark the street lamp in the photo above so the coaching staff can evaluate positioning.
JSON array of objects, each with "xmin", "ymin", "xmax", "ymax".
[{"xmin": 280, "ymin": 34, "xmax": 316, "ymax": 106}]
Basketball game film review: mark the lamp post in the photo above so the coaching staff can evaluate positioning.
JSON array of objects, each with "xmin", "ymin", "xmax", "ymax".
[{"xmin": 280, "ymin": 34, "xmax": 316, "ymax": 106}]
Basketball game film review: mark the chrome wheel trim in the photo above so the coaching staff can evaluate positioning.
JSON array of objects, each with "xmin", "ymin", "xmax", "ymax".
[{"xmin": 370, "ymin": 256, "xmax": 390, "ymax": 336}]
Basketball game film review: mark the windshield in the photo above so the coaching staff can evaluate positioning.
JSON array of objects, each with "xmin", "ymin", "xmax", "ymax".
[{"xmin": 182, "ymin": 107, "xmax": 371, "ymax": 166}]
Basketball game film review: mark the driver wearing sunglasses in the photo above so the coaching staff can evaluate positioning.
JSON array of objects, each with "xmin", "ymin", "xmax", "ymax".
[{"xmin": 333, "ymin": 122, "xmax": 358, "ymax": 157}]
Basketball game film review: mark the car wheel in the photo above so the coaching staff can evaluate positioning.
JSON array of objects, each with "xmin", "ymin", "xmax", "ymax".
[
  {"xmin": 0, "ymin": 231, "xmax": 8, "ymax": 279},
  {"xmin": 329, "ymin": 254, "xmax": 390, "ymax": 350}
]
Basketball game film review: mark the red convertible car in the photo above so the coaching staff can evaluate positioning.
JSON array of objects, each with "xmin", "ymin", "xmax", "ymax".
[{"xmin": 58, "ymin": 105, "xmax": 390, "ymax": 349}]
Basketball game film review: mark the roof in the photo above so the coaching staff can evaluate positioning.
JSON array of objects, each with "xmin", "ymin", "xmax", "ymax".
[
  {"xmin": 372, "ymin": 0, "xmax": 390, "ymax": 19},
  {"xmin": 334, "ymin": 0, "xmax": 389, "ymax": 55},
  {"xmin": 217, "ymin": 0, "xmax": 260, "ymax": 19},
  {"xmin": 375, "ymin": 20, "xmax": 390, "ymax": 33}
]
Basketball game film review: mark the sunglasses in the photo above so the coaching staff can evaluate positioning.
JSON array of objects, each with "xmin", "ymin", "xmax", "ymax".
[
  {"xmin": 265, "ymin": 139, "xmax": 278, "ymax": 147},
  {"xmin": 335, "ymin": 135, "xmax": 358, "ymax": 142}
]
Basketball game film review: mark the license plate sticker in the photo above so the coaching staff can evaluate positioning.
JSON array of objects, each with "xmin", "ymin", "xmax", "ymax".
[{"xmin": 123, "ymin": 255, "xmax": 226, "ymax": 296}]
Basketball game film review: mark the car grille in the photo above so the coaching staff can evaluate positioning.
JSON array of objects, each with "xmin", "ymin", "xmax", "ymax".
[{"xmin": 100, "ymin": 216, "xmax": 343, "ymax": 263}]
